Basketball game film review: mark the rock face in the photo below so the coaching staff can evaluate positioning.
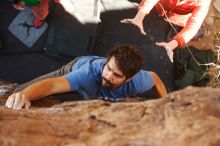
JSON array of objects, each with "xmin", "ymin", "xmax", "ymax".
[{"xmin": 0, "ymin": 87, "xmax": 220, "ymax": 146}]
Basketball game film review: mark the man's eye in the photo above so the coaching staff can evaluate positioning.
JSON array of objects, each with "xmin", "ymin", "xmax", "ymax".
[
  {"xmin": 114, "ymin": 74, "xmax": 121, "ymax": 78},
  {"xmin": 107, "ymin": 65, "xmax": 111, "ymax": 70}
]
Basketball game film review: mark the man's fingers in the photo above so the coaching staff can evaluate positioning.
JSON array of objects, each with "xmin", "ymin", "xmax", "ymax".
[
  {"xmin": 166, "ymin": 49, "xmax": 174, "ymax": 63},
  {"xmin": 141, "ymin": 31, "xmax": 146, "ymax": 35},
  {"xmin": 5, "ymin": 92, "xmax": 30, "ymax": 110},
  {"xmin": 139, "ymin": 25, "xmax": 146, "ymax": 35},
  {"xmin": 17, "ymin": 96, "xmax": 28, "ymax": 109},
  {"xmin": 120, "ymin": 19, "xmax": 133, "ymax": 24},
  {"xmin": 17, "ymin": 7, "xmax": 24, "ymax": 11},
  {"xmin": 167, "ymin": 51, "xmax": 174, "ymax": 63},
  {"xmin": 121, "ymin": 19, "xmax": 147, "ymax": 35},
  {"xmin": 168, "ymin": 54, "xmax": 174, "ymax": 63},
  {"xmin": 25, "ymin": 101, "xmax": 31, "ymax": 109},
  {"xmin": 5, "ymin": 94, "xmax": 15, "ymax": 108},
  {"xmin": 170, "ymin": 57, "xmax": 173, "ymax": 63},
  {"xmin": 17, "ymin": 100, "xmax": 30, "ymax": 110},
  {"xmin": 13, "ymin": 4, "xmax": 24, "ymax": 10},
  {"xmin": 12, "ymin": 93, "xmax": 22, "ymax": 109},
  {"xmin": 17, "ymin": 102, "xmax": 24, "ymax": 110},
  {"xmin": 156, "ymin": 42, "xmax": 165, "ymax": 47},
  {"xmin": 156, "ymin": 42, "xmax": 174, "ymax": 63}
]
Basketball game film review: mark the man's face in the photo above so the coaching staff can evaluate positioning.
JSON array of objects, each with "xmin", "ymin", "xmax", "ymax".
[{"xmin": 101, "ymin": 56, "xmax": 128, "ymax": 88}]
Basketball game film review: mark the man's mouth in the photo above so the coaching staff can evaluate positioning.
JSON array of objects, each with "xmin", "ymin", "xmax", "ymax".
[{"xmin": 102, "ymin": 77, "xmax": 113, "ymax": 87}]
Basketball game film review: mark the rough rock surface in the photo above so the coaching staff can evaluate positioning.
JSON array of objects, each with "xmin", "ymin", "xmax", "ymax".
[{"xmin": 0, "ymin": 86, "xmax": 220, "ymax": 146}]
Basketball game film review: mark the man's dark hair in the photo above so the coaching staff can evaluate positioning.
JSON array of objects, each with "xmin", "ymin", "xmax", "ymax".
[{"xmin": 107, "ymin": 44, "xmax": 144, "ymax": 78}]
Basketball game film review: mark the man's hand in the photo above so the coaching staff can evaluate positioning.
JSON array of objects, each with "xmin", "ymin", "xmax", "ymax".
[
  {"xmin": 156, "ymin": 40, "xmax": 178, "ymax": 63},
  {"xmin": 13, "ymin": 1, "xmax": 25, "ymax": 10},
  {"xmin": 120, "ymin": 18, "xmax": 146, "ymax": 35},
  {"xmin": 120, "ymin": 10, "xmax": 147, "ymax": 35},
  {"xmin": 5, "ymin": 92, "xmax": 31, "ymax": 110}
]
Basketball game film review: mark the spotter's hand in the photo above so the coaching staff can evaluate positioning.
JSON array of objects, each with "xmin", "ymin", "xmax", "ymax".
[
  {"xmin": 121, "ymin": 18, "xmax": 146, "ymax": 35},
  {"xmin": 121, "ymin": 10, "xmax": 147, "ymax": 35},
  {"xmin": 13, "ymin": 1, "xmax": 25, "ymax": 10},
  {"xmin": 156, "ymin": 40, "xmax": 178, "ymax": 63}
]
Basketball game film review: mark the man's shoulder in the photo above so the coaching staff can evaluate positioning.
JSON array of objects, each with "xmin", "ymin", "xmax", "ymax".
[
  {"xmin": 129, "ymin": 70, "xmax": 153, "ymax": 88},
  {"xmin": 80, "ymin": 56, "xmax": 107, "ymax": 61},
  {"xmin": 133, "ymin": 70, "xmax": 151, "ymax": 79},
  {"xmin": 85, "ymin": 56, "xmax": 107, "ymax": 72},
  {"xmin": 73, "ymin": 56, "xmax": 106, "ymax": 69},
  {"xmin": 70, "ymin": 56, "xmax": 106, "ymax": 78}
]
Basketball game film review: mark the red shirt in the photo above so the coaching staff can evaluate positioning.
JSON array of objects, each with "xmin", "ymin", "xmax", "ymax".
[{"xmin": 138, "ymin": 0, "xmax": 211, "ymax": 47}]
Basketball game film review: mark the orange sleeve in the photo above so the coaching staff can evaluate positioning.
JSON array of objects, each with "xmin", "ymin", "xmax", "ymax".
[
  {"xmin": 173, "ymin": 34, "xmax": 186, "ymax": 48},
  {"xmin": 173, "ymin": 0, "xmax": 211, "ymax": 48},
  {"xmin": 138, "ymin": 0, "xmax": 160, "ymax": 15}
]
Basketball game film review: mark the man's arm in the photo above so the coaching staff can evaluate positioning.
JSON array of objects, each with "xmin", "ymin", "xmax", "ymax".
[
  {"xmin": 5, "ymin": 76, "xmax": 71, "ymax": 109},
  {"xmin": 149, "ymin": 71, "xmax": 167, "ymax": 98},
  {"xmin": 120, "ymin": 0, "xmax": 160, "ymax": 35},
  {"xmin": 173, "ymin": 0, "xmax": 211, "ymax": 47},
  {"xmin": 156, "ymin": 1, "xmax": 211, "ymax": 63},
  {"xmin": 13, "ymin": 0, "xmax": 25, "ymax": 10}
]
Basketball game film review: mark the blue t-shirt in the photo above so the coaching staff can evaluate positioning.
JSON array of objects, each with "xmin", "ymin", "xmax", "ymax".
[{"xmin": 65, "ymin": 56, "xmax": 153, "ymax": 101}]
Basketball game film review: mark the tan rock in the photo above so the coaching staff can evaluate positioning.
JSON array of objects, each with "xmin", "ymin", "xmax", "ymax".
[
  {"xmin": 0, "ymin": 86, "xmax": 220, "ymax": 146},
  {"xmin": 213, "ymin": 0, "xmax": 220, "ymax": 13},
  {"xmin": 205, "ymin": 10, "xmax": 214, "ymax": 25}
]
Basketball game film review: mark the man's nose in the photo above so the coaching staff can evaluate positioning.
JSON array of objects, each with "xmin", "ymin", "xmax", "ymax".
[{"xmin": 106, "ymin": 72, "xmax": 114, "ymax": 81}]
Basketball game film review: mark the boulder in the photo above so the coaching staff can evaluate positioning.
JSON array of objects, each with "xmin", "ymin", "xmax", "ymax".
[{"xmin": 0, "ymin": 86, "xmax": 220, "ymax": 146}]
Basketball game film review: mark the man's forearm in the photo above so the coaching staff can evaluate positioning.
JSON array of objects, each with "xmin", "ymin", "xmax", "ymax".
[
  {"xmin": 154, "ymin": 80, "xmax": 167, "ymax": 98},
  {"xmin": 135, "ymin": 10, "xmax": 147, "ymax": 23},
  {"xmin": 138, "ymin": 0, "xmax": 160, "ymax": 15},
  {"xmin": 5, "ymin": 76, "xmax": 71, "ymax": 109},
  {"xmin": 149, "ymin": 72, "xmax": 168, "ymax": 98},
  {"xmin": 20, "ymin": 79, "xmax": 56, "ymax": 101},
  {"xmin": 20, "ymin": 76, "xmax": 71, "ymax": 101}
]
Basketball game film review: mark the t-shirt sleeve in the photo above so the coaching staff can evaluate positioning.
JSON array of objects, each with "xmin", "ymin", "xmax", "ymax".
[
  {"xmin": 65, "ymin": 70, "xmax": 87, "ymax": 91},
  {"xmin": 142, "ymin": 71, "xmax": 154, "ymax": 91},
  {"xmin": 132, "ymin": 71, "xmax": 154, "ymax": 94}
]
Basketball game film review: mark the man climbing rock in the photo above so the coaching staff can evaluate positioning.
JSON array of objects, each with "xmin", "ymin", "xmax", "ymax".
[{"xmin": 5, "ymin": 44, "xmax": 168, "ymax": 109}]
